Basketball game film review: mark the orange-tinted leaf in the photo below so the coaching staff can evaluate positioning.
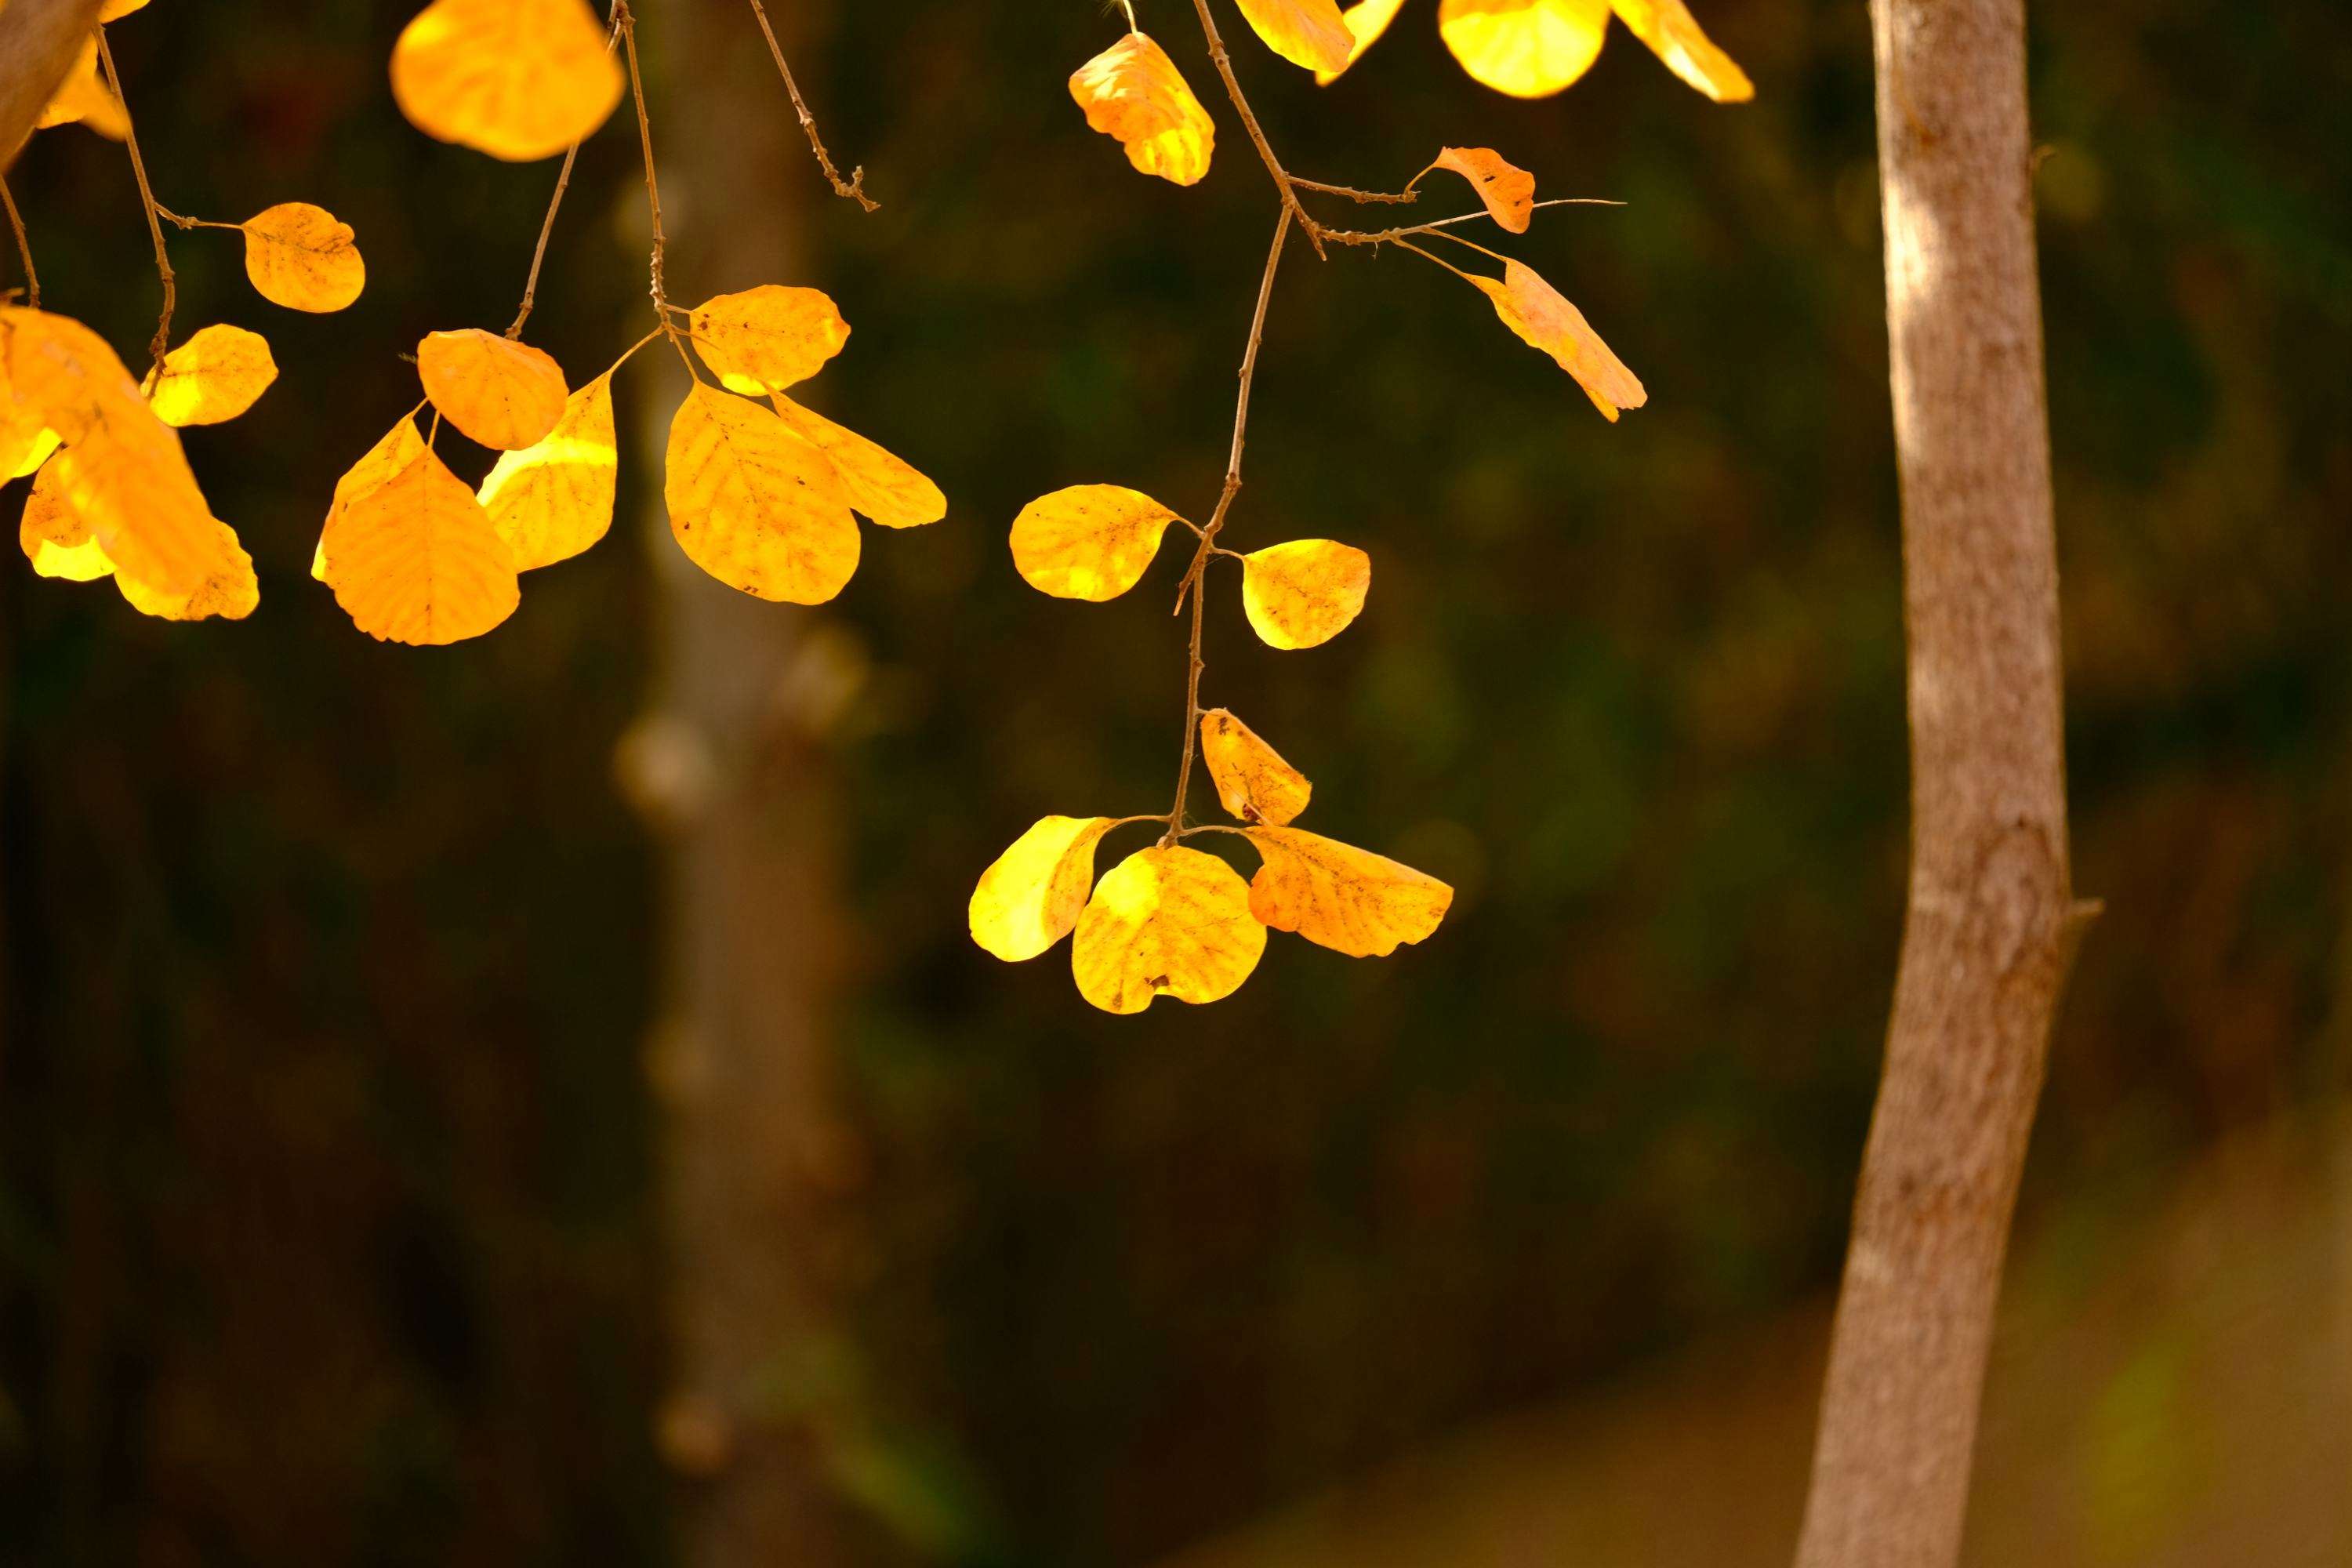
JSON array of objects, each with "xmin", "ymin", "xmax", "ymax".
[
  {"xmin": 391, "ymin": 0, "xmax": 624, "ymax": 162},
  {"xmin": 1247, "ymin": 827, "xmax": 1454, "ymax": 956},
  {"xmin": 1316, "ymin": 0, "xmax": 1412, "ymax": 85},
  {"xmin": 35, "ymin": 39, "xmax": 127, "ymax": 140},
  {"xmin": 417, "ymin": 328, "xmax": 568, "ymax": 451},
  {"xmin": 970, "ymin": 815, "xmax": 1120, "ymax": 962},
  {"xmin": 1011, "ymin": 484, "xmax": 1181, "ymax": 602},
  {"xmin": 1424, "ymin": 146, "xmax": 1534, "ymax": 233},
  {"xmin": 1069, "ymin": 33, "xmax": 1215, "ymax": 188},
  {"xmin": 690, "ymin": 286, "xmax": 850, "ymax": 396},
  {"xmin": 241, "ymin": 204, "xmax": 367, "ymax": 313},
  {"xmin": 770, "ymin": 394, "xmax": 945, "ymax": 530},
  {"xmin": 321, "ymin": 445, "xmax": 521, "ymax": 644},
  {"xmin": 1438, "ymin": 0, "xmax": 1610, "ymax": 99},
  {"xmin": 478, "ymin": 375, "xmax": 618, "ymax": 570},
  {"xmin": 1234, "ymin": 0, "xmax": 1355, "ymax": 74},
  {"xmin": 147, "ymin": 324, "xmax": 278, "ymax": 426},
  {"xmin": 118, "ymin": 521, "xmax": 260, "ymax": 623},
  {"xmin": 1201, "ymin": 709, "xmax": 1314, "ymax": 827},
  {"xmin": 1240, "ymin": 539, "xmax": 1370, "ymax": 650},
  {"xmin": 99, "ymin": 0, "xmax": 152, "ymax": 20},
  {"xmin": 318, "ymin": 414, "xmax": 428, "ymax": 581},
  {"xmin": 1468, "ymin": 259, "xmax": 1646, "ymax": 420},
  {"xmin": 664, "ymin": 383, "xmax": 860, "ymax": 605},
  {"xmin": 1073, "ymin": 846, "xmax": 1266, "ymax": 1014},
  {"xmin": 1610, "ymin": 0, "xmax": 1752, "ymax": 101},
  {"xmin": 18, "ymin": 459, "xmax": 116, "ymax": 582}
]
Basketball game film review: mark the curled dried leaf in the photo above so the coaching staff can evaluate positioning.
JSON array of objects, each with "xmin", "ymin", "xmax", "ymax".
[
  {"xmin": 321, "ymin": 445, "xmax": 521, "ymax": 644},
  {"xmin": 418, "ymin": 329, "xmax": 568, "ymax": 451},
  {"xmin": 1235, "ymin": 0, "xmax": 1356, "ymax": 74},
  {"xmin": 479, "ymin": 375, "xmax": 618, "ymax": 571},
  {"xmin": 691, "ymin": 286, "xmax": 850, "ymax": 397},
  {"xmin": 241, "ymin": 204, "xmax": 367, "ymax": 314},
  {"xmin": 391, "ymin": 0, "xmax": 625, "ymax": 162},
  {"xmin": 1424, "ymin": 146, "xmax": 1535, "ymax": 233},
  {"xmin": 1011, "ymin": 484, "xmax": 1182, "ymax": 602},
  {"xmin": 665, "ymin": 383, "xmax": 860, "ymax": 605},
  {"xmin": 1073, "ymin": 846, "xmax": 1266, "ymax": 1014},
  {"xmin": 1468, "ymin": 259, "xmax": 1646, "ymax": 420},
  {"xmin": 1438, "ymin": 0, "xmax": 1610, "ymax": 99},
  {"xmin": 147, "ymin": 325, "xmax": 278, "ymax": 427},
  {"xmin": 1247, "ymin": 826, "xmax": 1454, "ymax": 957},
  {"xmin": 1201, "ymin": 709, "xmax": 1313, "ymax": 827},
  {"xmin": 1069, "ymin": 33, "xmax": 1216, "ymax": 188},
  {"xmin": 1316, "ymin": 0, "xmax": 1412, "ymax": 85},
  {"xmin": 970, "ymin": 816, "xmax": 1120, "ymax": 963},
  {"xmin": 1240, "ymin": 539, "xmax": 1371, "ymax": 650},
  {"xmin": 771, "ymin": 394, "xmax": 945, "ymax": 530}
]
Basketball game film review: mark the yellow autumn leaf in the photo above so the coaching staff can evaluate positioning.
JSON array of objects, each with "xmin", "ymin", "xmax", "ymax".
[
  {"xmin": 146, "ymin": 324, "xmax": 278, "ymax": 427},
  {"xmin": 1072, "ymin": 845, "xmax": 1266, "ymax": 1014},
  {"xmin": 771, "ymin": 394, "xmax": 945, "ymax": 530},
  {"xmin": 1421, "ymin": 146, "xmax": 1534, "ymax": 234},
  {"xmin": 35, "ymin": 39, "xmax": 127, "ymax": 140},
  {"xmin": 7, "ymin": 427, "xmax": 60, "ymax": 481},
  {"xmin": 665, "ymin": 383, "xmax": 860, "ymax": 605},
  {"xmin": 241, "ymin": 204, "xmax": 367, "ymax": 314},
  {"xmin": 1011, "ymin": 484, "xmax": 1181, "ymax": 602},
  {"xmin": 417, "ymin": 328, "xmax": 568, "ymax": 451},
  {"xmin": 1235, "ymin": 0, "xmax": 1355, "ymax": 74},
  {"xmin": 18, "ymin": 459, "xmax": 117, "ymax": 581},
  {"xmin": 1467, "ymin": 259, "xmax": 1646, "ymax": 420},
  {"xmin": 1247, "ymin": 826, "xmax": 1454, "ymax": 957},
  {"xmin": 99, "ymin": 0, "xmax": 151, "ymax": 19},
  {"xmin": 321, "ymin": 445, "xmax": 521, "ymax": 644},
  {"xmin": 1240, "ymin": 539, "xmax": 1370, "ymax": 650},
  {"xmin": 477, "ymin": 374, "xmax": 616, "ymax": 571},
  {"xmin": 391, "ymin": 0, "xmax": 624, "ymax": 162},
  {"xmin": 1607, "ymin": 0, "xmax": 1751, "ymax": 101},
  {"xmin": 117, "ymin": 522, "xmax": 260, "ymax": 623},
  {"xmin": 1316, "ymin": 0, "xmax": 1412, "ymax": 85},
  {"xmin": 1201, "ymin": 708, "xmax": 1313, "ymax": 827},
  {"xmin": 690, "ymin": 285, "xmax": 850, "ymax": 396},
  {"xmin": 1069, "ymin": 33, "xmax": 1216, "ymax": 188},
  {"xmin": 318, "ymin": 414, "xmax": 428, "ymax": 581},
  {"xmin": 970, "ymin": 815, "xmax": 1120, "ymax": 963},
  {"xmin": 1438, "ymin": 0, "xmax": 1610, "ymax": 99},
  {"xmin": 2, "ymin": 363, "xmax": 57, "ymax": 477}
]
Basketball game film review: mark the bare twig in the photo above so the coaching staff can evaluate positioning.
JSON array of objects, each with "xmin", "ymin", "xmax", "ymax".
[
  {"xmin": 93, "ymin": 28, "xmax": 173, "ymax": 368},
  {"xmin": 0, "ymin": 175, "xmax": 37, "ymax": 307},
  {"xmin": 744, "ymin": 0, "xmax": 877, "ymax": 210},
  {"xmin": 509, "ymin": 2, "xmax": 622, "ymax": 339}
]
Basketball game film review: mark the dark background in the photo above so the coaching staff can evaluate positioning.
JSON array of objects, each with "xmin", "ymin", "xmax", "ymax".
[{"xmin": 3, "ymin": 0, "xmax": 2348, "ymax": 1563}]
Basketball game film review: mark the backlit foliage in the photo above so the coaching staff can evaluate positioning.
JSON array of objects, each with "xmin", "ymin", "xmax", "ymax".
[{"xmin": 973, "ymin": 0, "xmax": 1748, "ymax": 1011}]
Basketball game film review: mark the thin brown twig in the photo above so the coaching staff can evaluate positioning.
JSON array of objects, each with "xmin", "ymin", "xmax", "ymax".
[
  {"xmin": 615, "ymin": 2, "xmax": 675, "ymax": 334},
  {"xmin": 508, "ymin": 1, "xmax": 623, "ymax": 339},
  {"xmin": 93, "ymin": 28, "xmax": 172, "ymax": 368},
  {"xmin": 0, "ymin": 174, "xmax": 34, "ymax": 307},
  {"xmin": 1289, "ymin": 176, "xmax": 1415, "ymax": 205},
  {"xmin": 744, "ymin": 0, "xmax": 877, "ymax": 211}
]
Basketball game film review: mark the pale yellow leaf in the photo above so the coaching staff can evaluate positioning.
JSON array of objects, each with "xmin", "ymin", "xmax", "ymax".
[
  {"xmin": 1011, "ymin": 484, "xmax": 1181, "ymax": 602},
  {"xmin": 1235, "ymin": 0, "xmax": 1355, "ymax": 74},
  {"xmin": 690, "ymin": 286, "xmax": 850, "ymax": 396},
  {"xmin": 479, "ymin": 374, "xmax": 617, "ymax": 570},
  {"xmin": 34, "ymin": 39, "xmax": 127, "ymax": 140},
  {"xmin": 771, "ymin": 394, "xmax": 945, "ymax": 530},
  {"xmin": 1073, "ymin": 845, "xmax": 1266, "ymax": 1014},
  {"xmin": 417, "ymin": 328, "xmax": 568, "ymax": 451},
  {"xmin": 1247, "ymin": 826, "xmax": 1454, "ymax": 957},
  {"xmin": 1424, "ymin": 146, "xmax": 1534, "ymax": 233},
  {"xmin": 321, "ymin": 445, "xmax": 520, "ymax": 644},
  {"xmin": 117, "ymin": 521, "xmax": 260, "ymax": 622},
  {"xmin": 970, "ymin": 815, "xmax": 1119, "ymax": 963},
  {"xmin": 1240, "ymin": 539, "xmax": 1370, "ymax": 650},
  {"xmin": 147, "ymin": 324, "xmax": 278, "ymax": 426},
  {"xmin": 1468, "ymin": 259, "xmax": 1646, "ymax": 420},
  {"xmin": 18, "ymin": 459, "xmax": 116, "ymax": 581},
  {"xmin": 1201, "ymin": 708, "xmax": 1313, "ymax": 827},
  {"xmin": 241, "ymin": 203, "xmax": 366, "ymax": 314},
  {"xmin": 318, "ymin": 414, "xmax": 428, "ymax": 582},
  {"xmin": 664, "ymin": 383, "xmax": 860, "ymax": 605},
  {"xmin": 1069, "ymin": 33, "xmax": 1215, "ymax": 188},
  {"xmin": 1610, "ymin": 0, "xmax": 1752, "ymax": 101},
  {"xmin": 1438, "ymin": 0, "xmax": 1610, "ymax": 98},
  {"xmin": 1316, "ymin": 0, "xmax": 1412, "ymax": 85},
  {"xmin": 391, "ymin": 0, "xmax": 624, "ymax": 162}
]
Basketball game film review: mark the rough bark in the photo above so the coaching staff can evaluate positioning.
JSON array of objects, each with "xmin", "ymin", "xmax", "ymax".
[
  {"xmin": 0, "ymin": 0, "xmax": 103, "ymax": 171},
  {"xmin": 1793, "ymin": 1, "xmax": 2093, "ymax": 1565}
]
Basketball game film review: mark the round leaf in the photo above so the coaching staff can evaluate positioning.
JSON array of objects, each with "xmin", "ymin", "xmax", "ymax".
[
  {"xmin": 391, "ymin": 0, "xmax": 625, "ymax": 162},
  {"xmin": 1240, "ymin": 539, "xmax": 1370, "ymax": 650},
  {"xmin": 970, "ymin": 816, "xmax": 1119, "ymax": 962},
  {"xmin": 241, "ymin": 204, "xmax": 366, "ymax": 314},
  {"xmin": 417, "ymin": 328, "xmax": 569, "ymax": 452},
  {"xmin": 1073, "ymin": 846, "xmax": 1266, "ymax": 1014},
  {"xmin": 1011, "ymin": 484, "xmax": 1181, "ymax": 602},
  {"xmin": 1069, "ymin": 33, "xmax": 1216, "ymax": 187},
  {"xmin": 1247, "ymin": 827, "xmax": 1454, "ymax": 957},
  {"xmin": 664, "ymin": 383, "xmax": 861, "ymax": 605}
]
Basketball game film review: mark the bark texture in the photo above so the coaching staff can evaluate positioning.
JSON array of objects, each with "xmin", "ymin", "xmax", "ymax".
[
  {"xmin": 1793, "ymin": 1, "xmax": 2091, "ymax": 1565},
  {"xmin": 0, "ymin": 0, "xmax": 103, "ymax": 171}
]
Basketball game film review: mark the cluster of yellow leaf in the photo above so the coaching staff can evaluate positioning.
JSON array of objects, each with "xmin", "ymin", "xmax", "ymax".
[
  {"xmin": 971, "ymin": 714, "xmax": 1453, "ymax": 1014},
  {"xmin": 1326, "ymin": 0, "xmax": 1752, "ymax": 101},
  {"xmin": 391, "ymin": 0, "xmax": 624, "ymax": 162}
]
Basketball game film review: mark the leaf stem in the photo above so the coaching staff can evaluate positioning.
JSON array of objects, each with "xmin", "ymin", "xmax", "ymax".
[
  {"xmin": 0, "ymin": 174, "xmax": 35, "ymax": 307},
  {"xmin": 508, "ymin": 2, "xmax": 623, "ymax": 339},
  {"xmin": 93, "ymin": 27, "xmax": 172, "ymax": 369},
  {"xmin": 744, "ymin": 0, "xmax": 877, "ymax": 210}
]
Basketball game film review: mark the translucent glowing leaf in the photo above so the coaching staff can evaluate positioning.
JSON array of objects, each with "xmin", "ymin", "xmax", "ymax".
[
  {"xmin": 664, "ymin": 383, "xmax": 860, "ymax": 605},
  {"xmin": 1438, "ymin": 0, "xmax": 1610, "ymax": 98},
  {"xmin": 1468, "ymin": 259, "xmax": 1646, "ymax": 420},
  {"xmin": 18, "ymin": 460, "xmax": 116, "ymax": 582},
  {"xmin": 2, "ymin": 365, "xmax": 56, "ymax": 477},
  {"xmin": 1235, "ymin": 0, "xmax": 1355, "ymax": 73},
  {"xmin": 771, "ymin": 394, "xmax": 945, "ymax": 530},
  {"xmin": 1011, "ymin": 485, "xmax": 1181, "ymax": 602},
  {"xmin": 117, "ymin": 522, "xmax": 260, "ymax": 623},
  {"xmin": 35, "ymin": 39, "xmax": 127, "ymax": 140},
  {"xmin": 1425, "ymin": 146, "xmax": 1534, "ymax": 233},
  {"xmin": 1069, "ymin": 33, "xmax": 1215, "ymax": 188},
  {"xmin": 321, "ymin": 445, "xmax": 520, "ymax": 644},
  {"xmin": 7, "ymin": 427, "xmax": 60, "ymax": 481},
  {"xmin": 1610, "ymin": 0, "xmax": 1752, "ymax": 101},
  {"xmin": 417, "ymin": 328, "xmax": 568, "ymax": 451},
  {"xmin": 146, "ymin": 324, "xmax": 278, "ymax": 426},
  {"xmin": 970, "ymin": 815, "xmax": 1119, "ymax": 963},
  {"xmin": 1073, "ymin": 846, "xmax": 1266, "ymax": 1014},
  {"xmin": 318, "ymin": 414, "xmax": 428, "ymax": 582},
  {"xmin": 391, "ymin": 0, "xmax": 624, "ymax": 162},
  {"xmin": 1247, "ymin": 827, "xmax": 1454, "ymax": 957},
  {"xmin": 479, "ymin": 374, "xmax": 616, "ymax": 570},
  {"xmin": 241, "ymin": 204, "xmax": 366, "ymax": 314},
  {"xmin": 1316, "ymin": 0, "xmax": 1413, "ymax": 85},
  {"xmin": 1240, "ymin": 539, "xmax": 1370, "ymax": 649},
  {"xmin": 690, "ymin": 286, "xmax": 850, "ymax": 397},
  {"xmin": 1201, "ymin": 709, "xmax": 1312, "ymax": 827}
]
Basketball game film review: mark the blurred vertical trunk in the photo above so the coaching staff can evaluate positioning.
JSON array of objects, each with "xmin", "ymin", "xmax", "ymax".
[
  {"xmin": 634, "ymin": 3, "xmax": 871, "ymax": 1563},
  {"xmin": 1794, "ymin": 2, "xmax": 2093, "ymax": 1566}
]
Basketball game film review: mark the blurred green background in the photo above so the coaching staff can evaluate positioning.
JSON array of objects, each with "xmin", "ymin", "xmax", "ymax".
[{"xmin": 3, "ymin": 0, "xmax": 2348, "ymax": 1564}]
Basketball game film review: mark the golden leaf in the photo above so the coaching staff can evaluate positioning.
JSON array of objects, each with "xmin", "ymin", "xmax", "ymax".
[
  {"xmin": 99, "ymin": 0, "xmax": 152, "ymax": 19},
  {"xmin": 1240, "ymin": 539, "xmax": 1370, "ymax": 650},
  {"xmin": 391, "ymin": 0, "xmax": 624, "ymax": 162},
  {"xmin": 771, "ymin": 394, "xmax": 945, "ymax": 530},
  {"xmin": 690, "ymin": 286, "xmax": 850, "ymax": 397},
  {"xmin": 146, "ymin": 324, "xmax": 278, "ymax": 427},
  {"xmin": 664, "ymin": 383, "xmax": 860, "ymax": 605},
  {"xmin": 1467, "ymin": 259, "xmax": 1646, "ymax": 420},
  {"xmin": 241, "ymin": 203, "xmax": 367, "ymax": 314},
  {"xmin": 1437, "ymin": 0, "xmax": 1610, "ymax": 99},
  {"xmin": 1200, "ymin": 709, "xmax": 1313, "ymax": 827},
  {"xmin": 1608, "ymin": 0, "xmax": 1752, "ymax": 101},
  {"xmin": 970, "ymin": 815, "xmax": 1119, "ymax": 963},
  {"xmin": 117, "ymin": 521, "xmax": 260, "ymax": 623},
  {"xmin": 1246, "ymin": 826, "xmax": 1454, "ymax": 957},
  {"xmin": 6, "ymin": 427, "xmax": 60, "ymax": 481},
  {"xmin": 479, "ymin": 374, "xmax": 617, "ymax": 570},
  {"xmin": 1316, "ymin": 0, "xmax": 1413, "ymax": 85},
  {"xmin": 2, "ymin": 363, "xmax": 57, "ymax": 478},
  {"xmin": 318, "ymin": 414, "xmax": 428, "ymax": 581},
  {"xmin": 321, "ymin": 445, "xmax": 521, "ymax": 645},
  {"xmin": 1069, "ymin": 33, "xmax": 1215, "ymax": 188},
  {"xmin": 18, "ymin": 459, "xmax": 117, "ymax": 582},
  {"xmin": 1011, "ymin": 484, "xmax": 1181, "ymax": 602},
  {"xmin": 34, "ymin": 39, "xmax": 127, "ymax": 140},
  {"xmin": 417, "ymin": 328, "xmax": 568, "ymax": 451},
  {"xmin": 1425, "ymin": 146, "xmax": 1534, "ymax": 233},
  {"xmin": 1073, "ymin": 845, "xmax": 1266, "ymax": 1014},
  {"xmin": 1234, "ymin": 0, "xmax": 1355, "ymax": 74}
]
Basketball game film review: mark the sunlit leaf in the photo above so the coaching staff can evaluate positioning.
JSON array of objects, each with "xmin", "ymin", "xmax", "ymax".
[
  {"xmin": 117, "ymin": 521, "xmax": 260, "ymax": 623},
  {"xmin": 1424, "ymin": 146, "xmax": 1534, "ymax": 233},
  {"xmin": 18, "ymin": 459, "xmax": 116, "ymax": 582},
  {"xmin": 479, "ymin": 374, "xmax": 617, "ymax": 570},
  {"xmin": 241, "ymin": 203, "xmax": 367, "ymax": 314},
  {"xmin": 1235, "ymin": 0, "xmax": 1355, "ymax": 74},
  {"xmin": 1437, "ymin": 0, "xmax": 1610, "ymax": 99},
  {"xmin": 1069, "ymin": 33, "xmax": 1216, "ymax": 188},
  {"xmin": 1200, "ymin": 708, "xmax": 1313, "ymax": 827},
  {"xmin": 1609, "ymin": 0, "xmax": 1752, "ymax": 102},
  {"xmin": 34, "ymin": 39, "xmax": 127, "ymax": 140},
  {"xmin": 1073, "ymin": 845, "xmax": 1266, "ymax": 1014},
  {"xmin": 417, "ymin": 328, "xmax": 568, "ymax": 451},
  {"xmin": 1247, "ymin": 826, "xmax": 1454, "ymax": 956},
  {"xmin": 321, "ymin": 445, "xmax": 520, "ymax": 644},
  {"xmin": 664, "ymin": 383, "xmax": 860, "ymax": 605},
  {"xmin": 1316, "ymin": 0, "xmax": 1412, "ymax": 85},
  {"xmin": 146, "ymin": 324, "xmax": 278, "ymax": 427},
  {"xmin": 1467, "ymin": 258, "xmax": 1646, "ymax": 420},
  {"xmin": 99, "ymin": 0, "xmax": 152, "ymax": 20},
  {"xmin": 690, "ymin": 286, "xmax": 850, "ymax": 396},
  {"xmin": 771, "ymin": 394, "xmax": 945, "ymax": 530},
  {"xmin": 391, "ymin": 0, "xmax": 624, "ymax": 162},
  {"xmin": 970, "ymin": 815, "xmax": 1120, "ymax": 962},
  {"xmin": 1011, "ymin": 484, "xmax": 1181, "ymax": 602},
  {"xmin": 318, "ymin": 413, "xmax": 428, "ymax": 582},
  {"xmin": 1240, "ymin": 539, "xmax": 1370, "ymax": 649}
]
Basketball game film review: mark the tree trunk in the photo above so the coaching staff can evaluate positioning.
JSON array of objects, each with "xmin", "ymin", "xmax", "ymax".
[
  {"xmin": 0, "ymin": 0, "xmax": 103, "ymax": 170},
  {"xmin": 1793, "ymin": 2, "xmax": 2095, "ymax": 1566}
]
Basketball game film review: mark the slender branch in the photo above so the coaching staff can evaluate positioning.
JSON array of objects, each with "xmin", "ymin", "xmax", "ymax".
[
  {"xmin": 93, "ymin": 29, "xmax": 172, "ymax": 368},
  {"xmin": 0, "ymin": 175, "xmax": 36, "ymax": 307},
  {"xmin": 1289, "ymin": 176, "xmax": 1414, "ymax": 205},
  {"xmin": 0, "ymin": 0, "xmax": 104, "ymax": 172},
  {"xmin": 743, "ymin": 0, "xmax": 877, "ymax": 211},
  {"xmin": 509, "ymin": 2, "xmax": 622, "ymax": 339},
  {"xmin": 615, "ymin": 0, "xmax": 677, "ymax": 336},
  {"xmin": 1183, "ymin": 0, "xmax": 1326, "ymax": 252}
]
